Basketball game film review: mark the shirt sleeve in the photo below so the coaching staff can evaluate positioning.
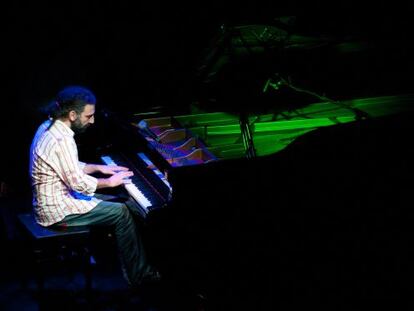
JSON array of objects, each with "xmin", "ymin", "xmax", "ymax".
[
  {"xmin": 52, "ymin": 137, "xmax": 98, "ymax": 195},
  {"xmin": 78, "ymin": 161, "xmax": 86, "ymax": 171}
]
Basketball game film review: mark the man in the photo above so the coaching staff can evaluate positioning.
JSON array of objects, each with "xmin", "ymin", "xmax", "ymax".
[{"xmin": 29, "ymin": 85, "xmax": 159, "ymax": 287}]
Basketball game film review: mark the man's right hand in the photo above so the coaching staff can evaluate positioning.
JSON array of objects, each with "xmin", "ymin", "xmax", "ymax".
[
  {"xmin": 108, "ymin": 171, "xmax": 134, "ymax": 187},
  {"xmin": 98, "ymin": 171, "xmax": 134, "ymax": 189}
]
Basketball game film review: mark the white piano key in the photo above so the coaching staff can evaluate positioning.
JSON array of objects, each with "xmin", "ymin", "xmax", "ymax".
[
  {"xmin": 125, "ymin": 183, "xmax": 151, "ymax": 211},
  {"xmin": 101, "ymin": 156, "xmax": 116, "ymax": 166}
]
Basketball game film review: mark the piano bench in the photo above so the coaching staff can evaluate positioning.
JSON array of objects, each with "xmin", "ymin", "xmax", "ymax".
[{"xmin": 17, "ymin": 213, "xmax": 93, "ymax": 295}]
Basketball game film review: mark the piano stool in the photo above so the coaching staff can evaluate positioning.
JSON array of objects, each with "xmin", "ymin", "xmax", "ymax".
[{"xmin": 17, "ymin": 212, "xmax": 93, "ymax": 296}]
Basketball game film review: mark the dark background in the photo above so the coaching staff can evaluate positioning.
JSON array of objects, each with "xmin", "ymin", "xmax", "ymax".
[
  {"xmin": 2, "ymin": 1, "xmax": 413, "ymax": 191},
  {"xmin": 1, "ymin": 2, "xmax": 414, "ymax": 308}
]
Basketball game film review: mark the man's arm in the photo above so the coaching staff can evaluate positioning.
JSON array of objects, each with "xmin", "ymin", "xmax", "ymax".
[
  {"xmin": 82, "ymin": 163, "xmax": 129, "ymax": 175},
  {"xmin": 82, "ymin": 163, "xmax": 100, "ymax": 174}
]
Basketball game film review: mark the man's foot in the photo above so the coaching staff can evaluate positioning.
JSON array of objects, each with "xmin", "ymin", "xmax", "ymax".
[
  {"xmin": 128, "ymin": 267, "xmax": 162, "ymax": 292},
  {"xmin": 141, "ymin": 267, "xmax": 162, "ymax": 283}
]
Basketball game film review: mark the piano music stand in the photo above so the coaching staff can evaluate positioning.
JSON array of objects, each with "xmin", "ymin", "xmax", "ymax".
[{"xmin": 194, "ymin": 23, "xmax": 300, "ymax": 160}]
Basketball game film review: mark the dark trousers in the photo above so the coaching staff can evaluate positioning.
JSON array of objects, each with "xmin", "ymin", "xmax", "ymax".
[{"xmin": 53, "ymin": 199, "xmax": 149, "ymax": 287}]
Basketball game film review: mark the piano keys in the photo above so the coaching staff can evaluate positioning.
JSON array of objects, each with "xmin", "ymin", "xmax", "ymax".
[{"xmin": 101, "ymin": 152, "xmax": 171, "ymax": 217}]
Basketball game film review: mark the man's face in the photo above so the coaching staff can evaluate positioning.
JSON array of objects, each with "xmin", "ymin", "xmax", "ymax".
[{"xmin": 71, "ymin": 104, "xmax": 95, "ymax": 134}]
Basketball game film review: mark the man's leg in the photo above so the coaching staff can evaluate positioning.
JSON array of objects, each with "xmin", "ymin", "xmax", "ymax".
[{"xmin": 53, "ymin": 201, "xmax": 149, "ymax": 286}]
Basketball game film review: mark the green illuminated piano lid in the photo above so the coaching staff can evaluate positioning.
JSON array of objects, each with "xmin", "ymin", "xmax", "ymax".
[{"xmin": 170, "ymin": 94, "xmax": 414, "ymax": 159}]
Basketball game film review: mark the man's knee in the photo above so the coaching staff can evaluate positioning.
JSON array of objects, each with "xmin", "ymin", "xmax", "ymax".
[{"xmin": 111, "ymin": 203, "xmax": 132, "ymax": 222}]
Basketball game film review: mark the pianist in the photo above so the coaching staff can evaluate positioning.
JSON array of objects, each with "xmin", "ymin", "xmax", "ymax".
[{"xmin": 29, "ymin": 85, "xmax": 160, "ymax": 288}]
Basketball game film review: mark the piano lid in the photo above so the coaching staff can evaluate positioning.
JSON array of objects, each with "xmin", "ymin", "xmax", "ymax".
[{"xmin": 133, "ymin": 94, "xmax": 414, "ymax": 162}]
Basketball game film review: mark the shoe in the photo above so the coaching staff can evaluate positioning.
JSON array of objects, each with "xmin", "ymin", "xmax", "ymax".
[
  {"xmin": 128, "ymin": 267, "xmax": 162, "ymax": 292},
  {"xmin": 141, "ymin": 267, "xmax": 162, "ymax": 283}
]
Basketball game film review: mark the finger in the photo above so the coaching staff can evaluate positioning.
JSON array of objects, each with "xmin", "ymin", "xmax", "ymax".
[
  {"xmin": 120, "ymin": 171, "xmax": 134, "ymax": 177},
  {"xmin": 113, "ymin": 169, "xmax": 132, "ymax": 175},
  {"xmin": 114, "ymin": 166, "xmax": 129, "ymax": 171}
]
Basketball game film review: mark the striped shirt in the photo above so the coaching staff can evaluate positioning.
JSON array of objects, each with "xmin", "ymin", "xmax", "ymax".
[{"xmin": 30, "ymin": 119, "xmax": 101, "ymax": 226}]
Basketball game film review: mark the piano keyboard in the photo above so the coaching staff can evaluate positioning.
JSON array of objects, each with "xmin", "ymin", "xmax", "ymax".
[
  {"xmin": 137, "ymin": 152, "xmax": 172, "ymax": 192},
  {"xmin": 101, "ymin": 154, "xmax": 169, "ymax": 214}
]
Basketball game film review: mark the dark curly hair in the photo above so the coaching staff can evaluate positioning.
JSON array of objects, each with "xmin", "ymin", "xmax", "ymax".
[{"xmin": 44, "ymin": 86, "xmax": 96, "ymax": 120}]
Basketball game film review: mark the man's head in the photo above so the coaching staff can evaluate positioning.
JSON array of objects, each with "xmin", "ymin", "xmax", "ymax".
[{"xmin": 51, "ymin": 86, "xmax": 96, "ymax": 133}]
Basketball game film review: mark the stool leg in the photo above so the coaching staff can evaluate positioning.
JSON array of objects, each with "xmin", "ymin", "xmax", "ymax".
[
  {"xmin": 83, "ymin": 247, "xmax": 93, "ymax": 297},
  {"xmin": 33, "ymin": 248, "xmax": 45, "ymax": 295}
]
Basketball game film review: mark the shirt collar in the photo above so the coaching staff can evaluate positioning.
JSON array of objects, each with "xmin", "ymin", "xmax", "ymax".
[{"xmin": 53, "ymin": 119, "xmax": 75, "ymax": 137}]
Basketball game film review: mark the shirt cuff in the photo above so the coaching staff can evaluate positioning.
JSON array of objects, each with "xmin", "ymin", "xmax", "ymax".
[{"xmin": 84, "ymin": 174, "xmax": 98, "ymax": 195}]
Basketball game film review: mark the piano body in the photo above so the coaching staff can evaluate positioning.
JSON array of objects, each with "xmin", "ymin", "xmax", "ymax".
[{"xmin": 95, "ymin": 95, "xmax": 414, "ymax": 308}]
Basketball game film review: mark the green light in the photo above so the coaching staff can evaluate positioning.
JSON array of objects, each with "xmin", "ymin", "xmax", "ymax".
[{"xmin": 172, "ymin": 94, "xmax": 414, "ymax": 160}]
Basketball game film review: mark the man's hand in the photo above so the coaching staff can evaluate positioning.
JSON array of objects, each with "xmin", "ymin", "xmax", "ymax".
[
  {"xmin": 98, "ymin": 164, "xmax": 130, "ymax": 175},
  {"xmin": 108, "ymin": 171, "xmax": 134, "ymax": 187},
  {"xmin": 97, "ymin": 170, "xmax": 134, "ymax": 189}
]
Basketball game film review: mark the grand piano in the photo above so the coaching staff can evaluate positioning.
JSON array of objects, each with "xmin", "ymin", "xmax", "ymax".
[
  {"xmin": 88, "ymin": 23, "xmax": 414, "ymax": 309},
  {"xmin": 92, "ymin": 93, "xmax": 414, "ymax": 308}
]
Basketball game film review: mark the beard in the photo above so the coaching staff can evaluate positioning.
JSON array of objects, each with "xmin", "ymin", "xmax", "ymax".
[{"xmin": 71, "ymin": 118, "xmax": 90, "ymax": 134}]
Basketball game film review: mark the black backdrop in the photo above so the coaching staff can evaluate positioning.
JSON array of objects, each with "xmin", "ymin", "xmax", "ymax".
[
  {"xmin": 2, "ymin": 0, "xmax": 414, "ymax": 218},
  {"xmin": 2, "ymin": 1, "xmax": 414, "ymax": 308}
]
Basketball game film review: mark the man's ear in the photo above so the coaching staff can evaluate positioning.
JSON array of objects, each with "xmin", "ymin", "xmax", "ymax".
[{"xmin": 68, "ymin": 110, "xmax": 78, "ymax": 121}]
